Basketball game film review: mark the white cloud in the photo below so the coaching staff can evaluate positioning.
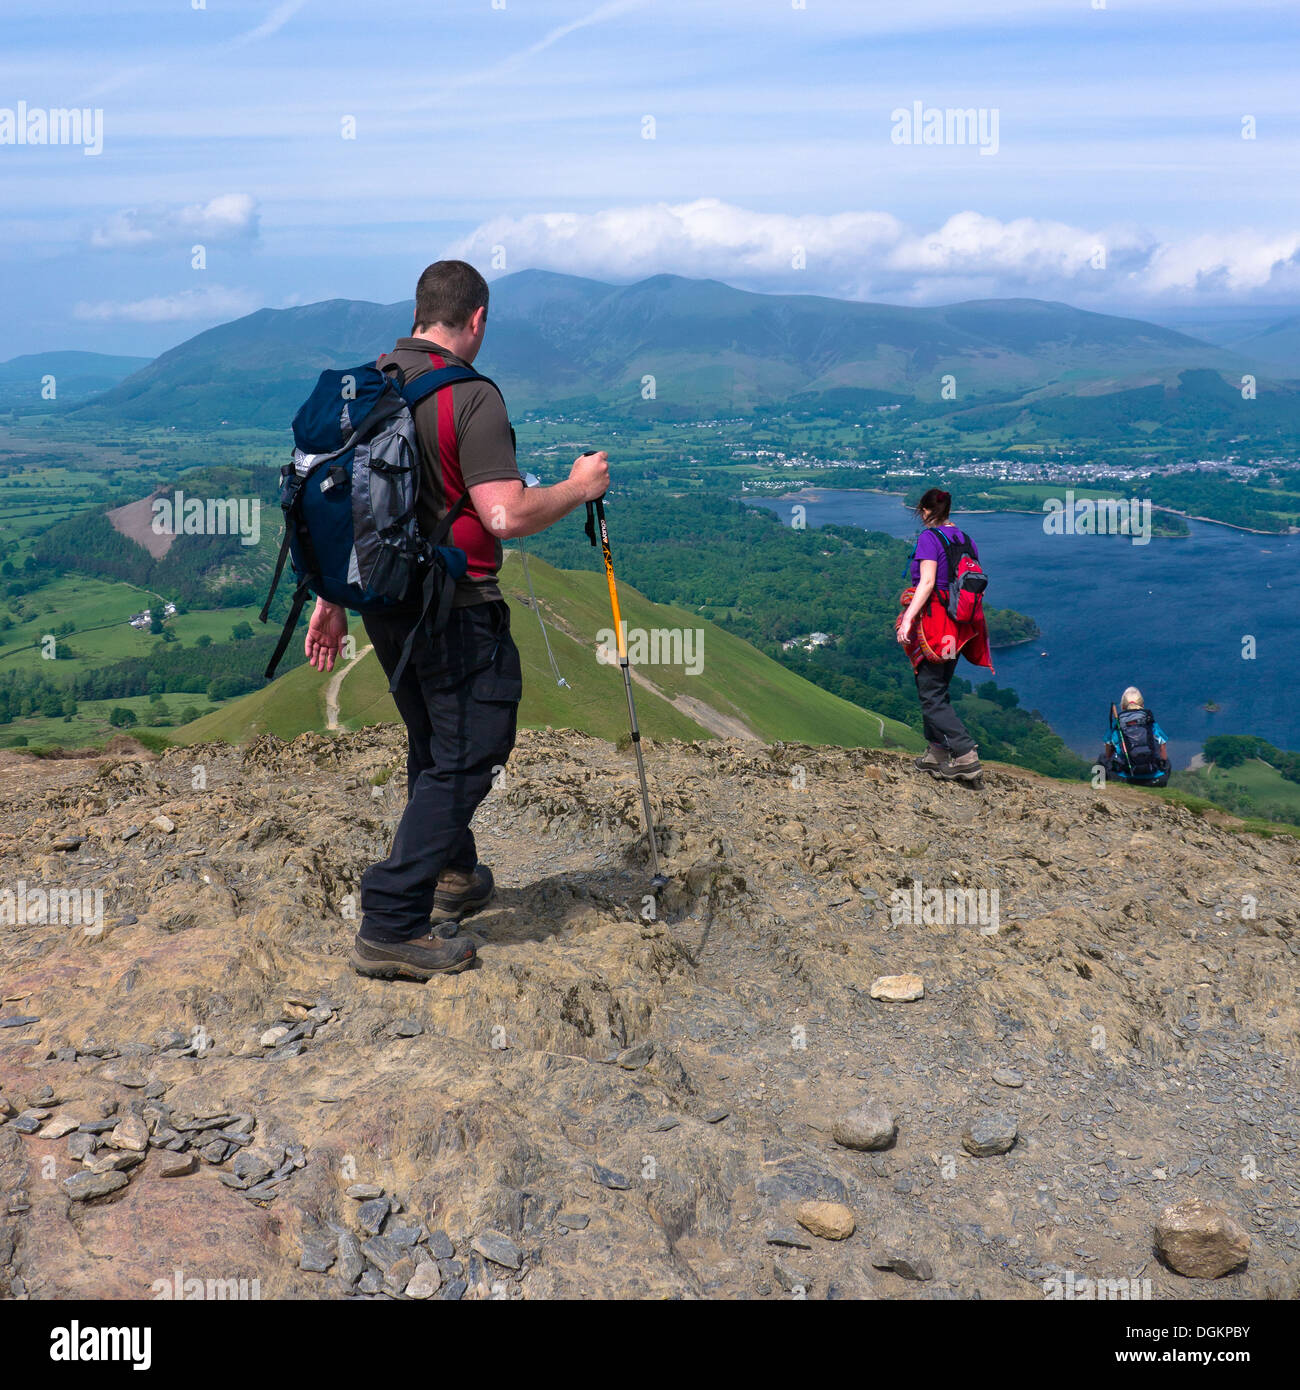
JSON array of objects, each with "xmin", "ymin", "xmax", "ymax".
[
  {"xmin": 90, "ymin": 194, "xmax": 260, "ymax": 250},
  {"xmin": 450, "ymin": 198, "xmax": 1300, "ymax": 303},
  {"xmin": 73, "ymin": 285, "xmax": 260, "ymax": 324}
]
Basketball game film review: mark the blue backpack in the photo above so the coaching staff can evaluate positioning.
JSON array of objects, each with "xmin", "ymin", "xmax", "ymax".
[{"xmin": 259, "ymin": 360, "xmax": 499, "ymax": 692}]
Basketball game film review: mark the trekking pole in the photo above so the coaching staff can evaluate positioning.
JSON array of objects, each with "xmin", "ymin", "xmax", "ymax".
[
  {"xmin": 518, "ymin": 473, "xmax": 569, "ymax": 688},
  {"xmin": 583, "ymin": 473, "xmax": 668, "ymax": 891}
]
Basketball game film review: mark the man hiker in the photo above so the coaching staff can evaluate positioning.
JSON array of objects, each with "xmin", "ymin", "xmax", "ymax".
[
  {"xmin": 1100, "ymin": 686, "xmax": 1171, "ymax": 786},
  {"xmin": 301, "ymin": 260, "xmax": 610, "ymax": 979}
]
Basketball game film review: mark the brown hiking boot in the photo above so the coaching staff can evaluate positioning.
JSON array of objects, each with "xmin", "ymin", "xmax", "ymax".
[
  {"xmin": 914, "ymin": 744, "xmax": 949, "ymax": 772},
  {"xmin": 351, "ymin": 931, "xmax": 476, "ymax": 981},
  {"xmin": 431, "ymin": 863, "xmax": 494, "ymax": 934},
  {"xmin": 935, "ymin": 749, "xmax": 982, "ymax": 782}
]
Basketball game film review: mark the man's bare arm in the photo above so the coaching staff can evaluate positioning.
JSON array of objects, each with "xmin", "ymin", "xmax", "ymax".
[{"xmin": 471, "ymin": 451, "xmax": 610, "ymax": 540}]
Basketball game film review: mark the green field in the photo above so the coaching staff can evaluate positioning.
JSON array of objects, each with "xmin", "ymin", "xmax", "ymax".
[
  {"xmin": 172, "ymin": 552, "xmax": 920, "ymax": 751},
  {"xmin": 1185, "ymin": 758, "xmax": 1300, "ymax": 824}
]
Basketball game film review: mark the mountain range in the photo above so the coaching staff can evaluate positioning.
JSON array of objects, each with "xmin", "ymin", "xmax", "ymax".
[{"xmin": 13, "ymin": 271, "xmax": 1287, "ymax": 428}]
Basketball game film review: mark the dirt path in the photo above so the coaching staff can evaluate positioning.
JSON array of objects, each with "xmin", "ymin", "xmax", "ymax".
[{"xmin": 324, "ymin": 644, "xmax": 374, "ymax": 731}]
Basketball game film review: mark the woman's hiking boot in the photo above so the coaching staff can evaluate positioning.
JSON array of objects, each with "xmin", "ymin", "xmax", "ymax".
[
  {"xmin": 430, "ymin": 863, "xmax": 495, "ymax": 936},
  {"xmin": 935, "ymin": 749, "xmax": 983, "ymax": 783},
  {"xmin": 914, "ymin": 744, "xmax": 949, "ymax": 772},
  {"xmin": 351, "ymin": 931, "xmax": 476, "ymax": 981}
]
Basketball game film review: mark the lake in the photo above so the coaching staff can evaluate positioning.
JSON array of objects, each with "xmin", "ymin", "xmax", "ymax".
[{"xmin": 748, "ymin": 489, "xmax": 1299, "ymax": 769}]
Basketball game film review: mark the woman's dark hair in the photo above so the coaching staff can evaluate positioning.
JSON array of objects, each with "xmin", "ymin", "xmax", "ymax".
[{"xmin": 913, "ymin": 488, "xmax": 952, "ymax": 524}]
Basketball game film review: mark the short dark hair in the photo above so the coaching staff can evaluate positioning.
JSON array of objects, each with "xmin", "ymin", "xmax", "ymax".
[
  {"xmin": 413, "ymin": 260, "xmax": 489, "ymax": 332},
  {"xmin": 914, "ymin": 487, "xmax": 951, "ymax": 524}
]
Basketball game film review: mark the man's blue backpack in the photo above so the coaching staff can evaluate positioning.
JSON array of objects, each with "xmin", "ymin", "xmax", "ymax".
[{"xmin": 259, "ymin": 360, "xmax": 497, "ymax": 692}]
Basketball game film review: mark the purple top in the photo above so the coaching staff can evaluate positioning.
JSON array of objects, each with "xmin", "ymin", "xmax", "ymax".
[{"xmin": 909, "ymin": 524, "xmax": 976, "ymax": 590}]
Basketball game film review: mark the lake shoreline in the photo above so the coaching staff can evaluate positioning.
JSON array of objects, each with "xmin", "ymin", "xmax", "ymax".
[{"xmin": 755, "ymin": 486, "xmax": 1292, "ymax": 537}]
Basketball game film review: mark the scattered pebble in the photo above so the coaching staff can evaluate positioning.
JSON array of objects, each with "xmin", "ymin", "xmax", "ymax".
[{"xmin": 471, "ymin": 1231, "xmax": 523, "ymax": 1270}]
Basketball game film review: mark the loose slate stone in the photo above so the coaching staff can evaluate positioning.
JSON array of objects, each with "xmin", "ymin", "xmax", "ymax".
[
  {"xmin": 67, "ymin": 1133, "xmax": 96, "ymax": 1162},
  {"xmin": 200, "ymin": 1139, "xmax": 230, "ymax": 1164},
  {"xmin": 337, "ymin": 1233, "xmax": 365, "ymax": 1284},
  {"xmin": 389, "ymin": 1018, "xmax": 424, "ymax": 1038},
  {"xmin": 357, "ymin": 1269, "xmax": 383, "ymax": 1295},
  {"xmin": 592, "ymin": 1164, "xmax": 631, "ymax": 1190},
  {"xmin": 361, "ymin": 1236, "xmax": 407, "ymax": 1274},
  {"xmin": 773, "ymin": 1258, "xmax": 811, "ymax": 1294},
  {"xmin": 149, "ymin": 815, "xmax": 176, "ymax": 834},
  {"xmin": 267, "ymin": 1042, "xmax": 305, "ymax": 1062},
  {"xmin": 704, "ymin": 1109, "xmax": 730, "ymax": 1124},
  {"xmin": 232, "ymin": 1148, "xmax": 278, "ymax": 1184},
  {"xmin": 616, "ymin": 1040, "xmax": 655, "ymax": 1070},
  {"xmin": 765, "ymin": 1226, "xmax": 813, "ymax": 1250},
  {"xmin": 871, "ymin": 1251, "xmax": 934, "ymax": 1281},
  {"xmin": 406, "ymin": 1261, "xmax": 441, "ymax": 1299},
  {"xmin": 12, "ymin": 1109, "xmax": 51, "ymax": 1135},
  {"xmin": 64, "ymin": 1169, "xmax": 129, "ymax": 1201},
  {"xmin": 107, "ymin": 1115, "xmax": 149, "ymax": 1152},
  {"xmin": 388, "ymin": 1225, "xmax": 421, "ymax": 1248},
  {"xmin": 1156, "ymin": 1199, "xmax": 1251, "ymax": 1278},
  {"xmin": 300, "ymin": 1243, "xmax": 336, "ymax": 1274},
  {"xmin": 346, "ymin": 1183, "xmax": 385, "ymax": 1200},
  {"xmin": 260, "ymin": 1026, "xmax": 290, "ymax": 1048},
  {"xmin": 52, "ymin": 835, "xmax": 84, "ymax": 851},
  {"xmin": 157, "ymin": 1152, "xmax": 196, "ymax": 1178},
  {"xmin": 426, "ymin": 1230, "xmax": 454, "ymax": 1260},
  {"xmin": 796, "ymin": 1201, "xmax": 856, "ymax": 1241},
  {"xmin": 993, "ymin": 1068, "xmax": 1024, "ymax": 1089},
  {"xmin": 471, "ymin": 1231, "xmax": 523, "ymax": 1270},
  {"xmin": 962, "ymin": 1115, "xmax": 1018, "ymax": 1157},
  {"xmin": 38, "ymin": 1116, "xmax": 81, "ymax": 1140},
  {"xmin": 358, "ymin": 1198, "xmax": 389, "ymax": 1235},
  {"xmin": 832, "ymin": 1100, "xmax": 897, "ymax": 1152},
  {"xmin": 440, "ymin": 1278, "xmax": 467, "ymax": 1301},
  {"xmin": 0, "ymin": 1016, "xmax": 40, "ymax": 1030},
  {"xmin": 648, "ymin": 1117, "xmax": 680, "ymax": 1132},
  {"xmin": 556, "ymin": 1213, "xmax": 589, "ymax": 1232}
]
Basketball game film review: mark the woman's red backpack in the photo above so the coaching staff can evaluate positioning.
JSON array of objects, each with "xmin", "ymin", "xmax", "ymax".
[{"xmin": 934, "ymin": 530, "xmax": 988, "ymax": 623}]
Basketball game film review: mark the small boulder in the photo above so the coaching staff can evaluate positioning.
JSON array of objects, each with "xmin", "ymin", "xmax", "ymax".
[
  {"xmin": 1155, "ymin": 1199, "xmax": 1250, "ymax": 1278},
  {"xmin": 796, "ymin": 1200, "xmax": 856, "ymax": 1241},
  {"xmin": 962, "ymin": 1114, "xmax": 1018, "ymax": 1157},
  {"xmin": 832, "ymin": 1100, "xmax": 897, "ymax": 1152}
]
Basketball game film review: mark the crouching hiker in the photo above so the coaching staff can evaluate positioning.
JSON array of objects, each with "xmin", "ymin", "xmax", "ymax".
[
  {"xmin": 1101, "ymin": 687, "xmax": 1171, "ymax": 787},
  {"xmin": 292, "ymin": 260, "xmax": 610, "ymax": 979},
  {"xmin": 896, "ymin": 488, "xmax": 993, "ymax": 785}
]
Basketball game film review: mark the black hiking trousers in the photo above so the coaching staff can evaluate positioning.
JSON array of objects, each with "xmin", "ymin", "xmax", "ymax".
[
  {"xmin": 914, "ymin": 657, "xmax": 976, "ymax": 757},
  {"xmin": 359, "ymin": 599, "xmax": 521, "ymax": 941}
]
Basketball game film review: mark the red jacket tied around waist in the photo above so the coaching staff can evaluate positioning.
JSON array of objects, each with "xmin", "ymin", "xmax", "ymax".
[{"xmin": 897, "ymin": 586, "xmax": 994, "ymax": 673}]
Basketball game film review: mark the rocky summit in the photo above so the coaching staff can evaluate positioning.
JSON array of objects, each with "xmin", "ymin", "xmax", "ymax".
[{"xmin": 0, "ymin": 730, "xmax": 1297, "ymax": 1300}]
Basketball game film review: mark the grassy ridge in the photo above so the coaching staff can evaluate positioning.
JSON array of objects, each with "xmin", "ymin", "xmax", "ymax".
[{"xmin": 174, "ymin": 552, "xmax": 919, "ymax": 750}]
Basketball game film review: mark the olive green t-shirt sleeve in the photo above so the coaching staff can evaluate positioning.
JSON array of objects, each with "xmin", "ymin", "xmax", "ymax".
[{"xmin": 454, "ymin": 382, "xmax": 523, "ymax": 488}]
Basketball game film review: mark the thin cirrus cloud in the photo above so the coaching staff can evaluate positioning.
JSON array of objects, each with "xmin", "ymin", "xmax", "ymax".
[
  {"xmin": 89, "ymin": 194, "xmax": 260, "ymax": 251},
  {"xmin": 449, "ymin": 199, "xmax": 1300, "ymax": 303},
  {"xmin": 73, "ymin": 284, "xmax": 261, "ymax": 324}
]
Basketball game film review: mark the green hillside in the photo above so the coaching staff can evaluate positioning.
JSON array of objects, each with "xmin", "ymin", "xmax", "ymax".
[
  {"xmin": 170, "ymin": 658, "xmax": 326, "ymax": 746},
  {"xmin": 171, "ymin": 552, "xmax": 919, "ymax": 751}
]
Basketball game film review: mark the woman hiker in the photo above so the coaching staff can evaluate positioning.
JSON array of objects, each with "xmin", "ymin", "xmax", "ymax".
[{"xmin": 896, "ymin": 488, "xmax": 994, "ymax": 785}]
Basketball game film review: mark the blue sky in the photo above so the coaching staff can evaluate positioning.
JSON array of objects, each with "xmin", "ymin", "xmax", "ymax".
[{"xmin": 2, "ymin": 0, "xmax": 1298, "ymax": 358}]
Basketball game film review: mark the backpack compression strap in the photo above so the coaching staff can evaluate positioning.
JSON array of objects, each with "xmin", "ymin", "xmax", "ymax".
[{"xmin": 385, "ymin": 493, "xmax": 469, "ymax": 694}]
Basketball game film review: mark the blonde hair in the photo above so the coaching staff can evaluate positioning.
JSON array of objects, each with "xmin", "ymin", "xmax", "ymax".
[{"xmin": 1121, "ymin": 686, "xmax": 1144, "ymax": 710}]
